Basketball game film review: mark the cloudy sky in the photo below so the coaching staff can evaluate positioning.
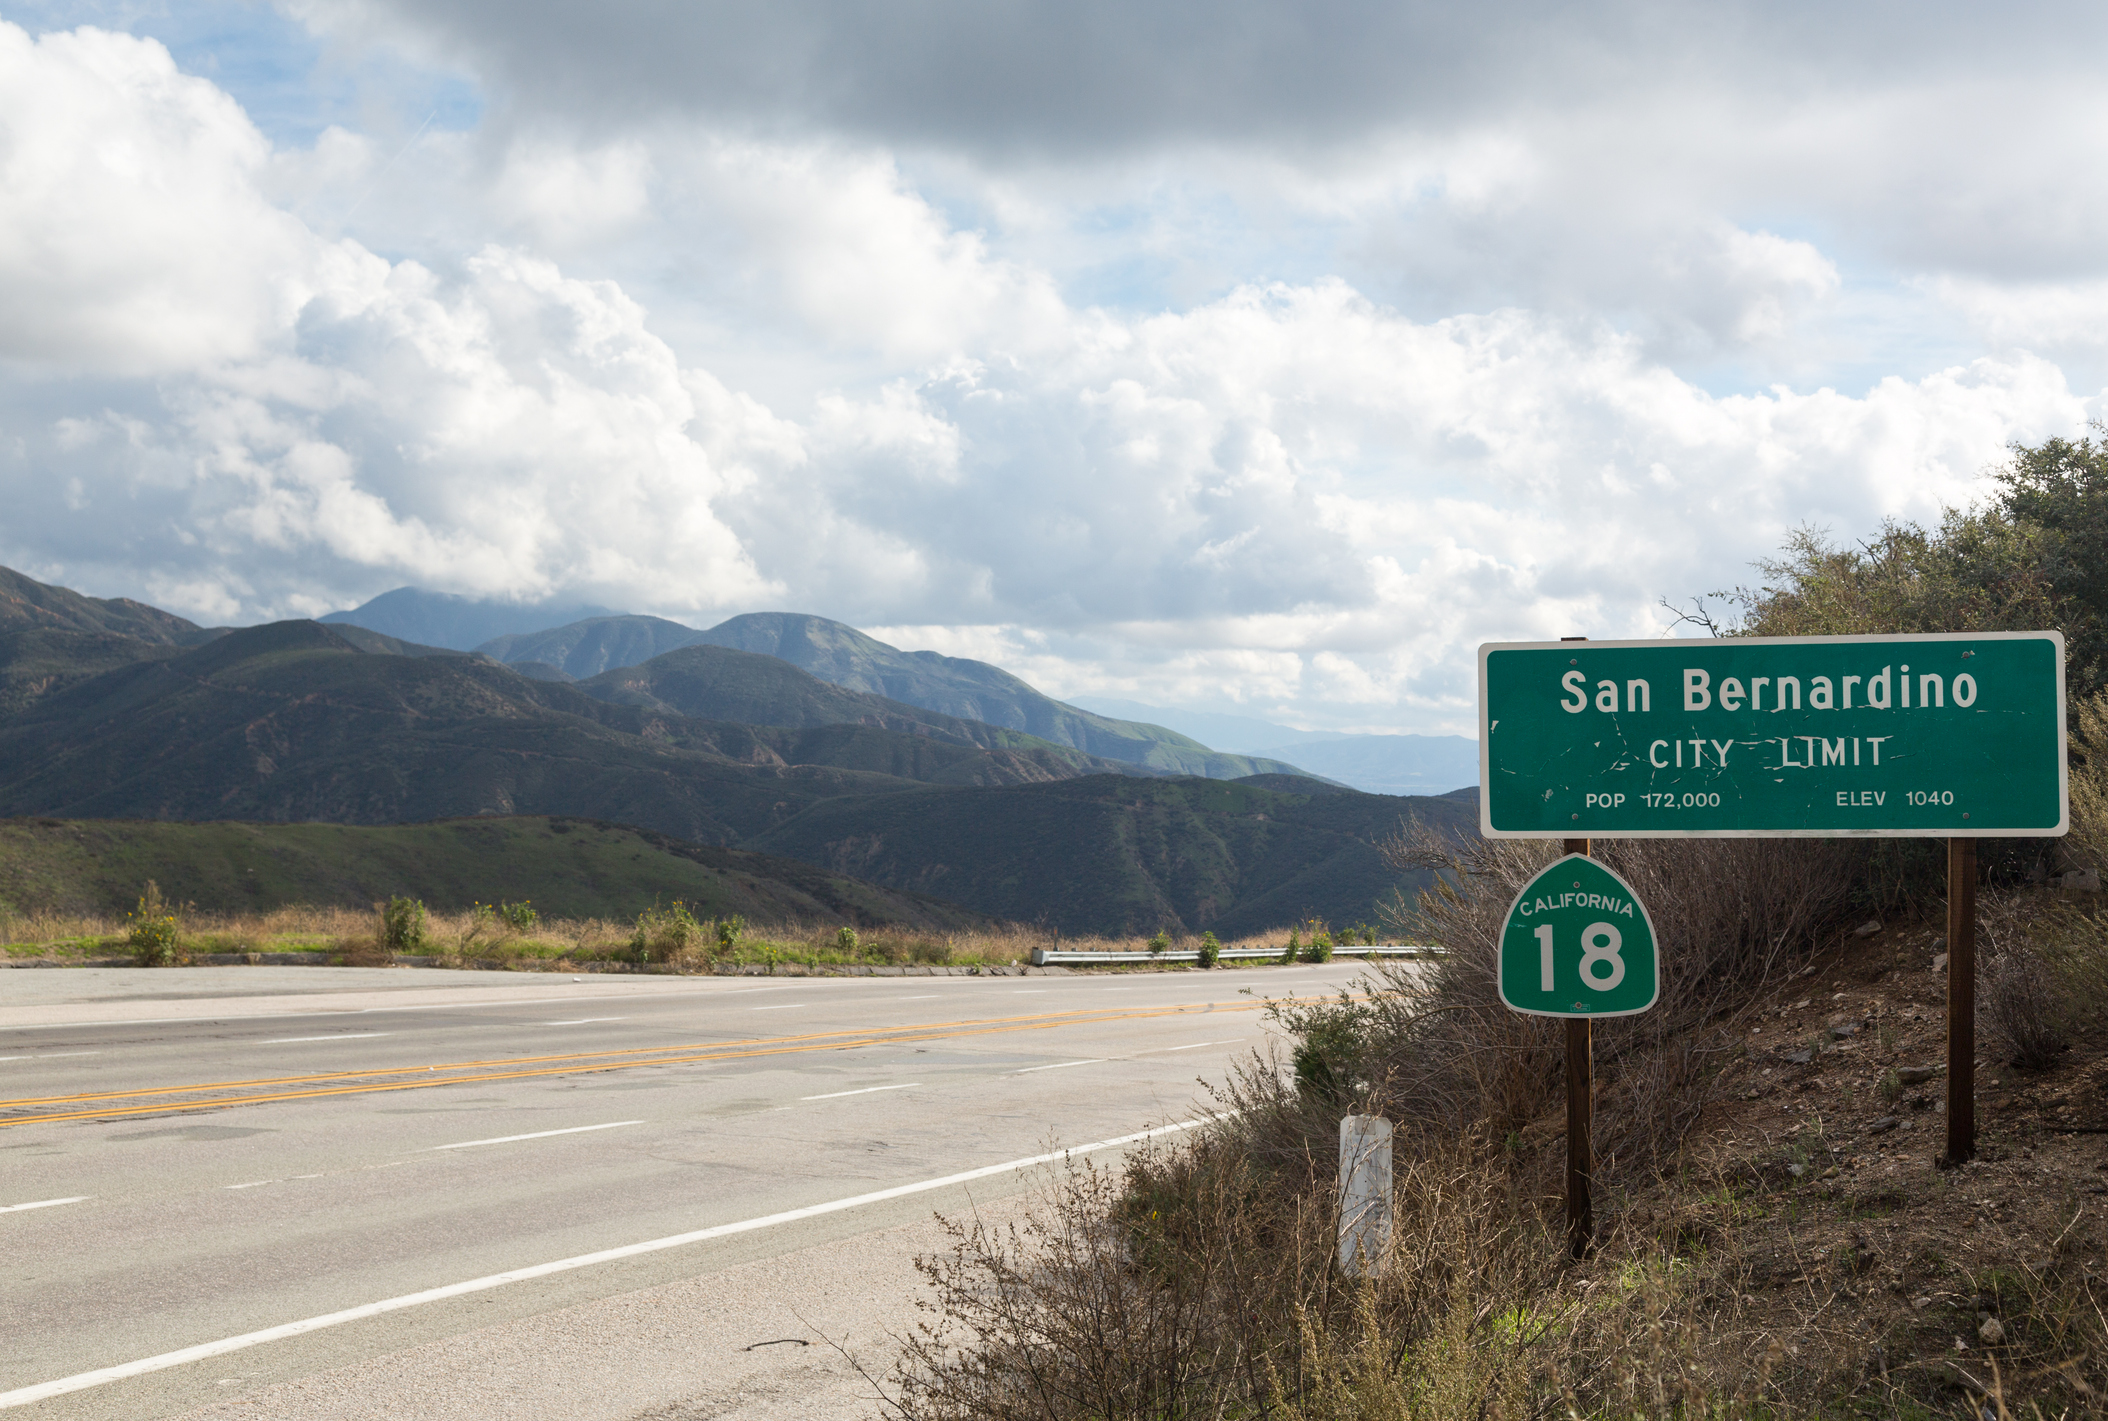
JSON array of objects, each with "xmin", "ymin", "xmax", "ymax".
[{"xmin": 3, "ymin": 1, "xmax": 2105, "ymax": 736}]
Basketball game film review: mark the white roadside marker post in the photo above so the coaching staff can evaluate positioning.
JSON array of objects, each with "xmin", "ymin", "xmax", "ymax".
[{"xmin": 1338, "ymin": 1113, "xmax": 1393, "ymax": 1278}]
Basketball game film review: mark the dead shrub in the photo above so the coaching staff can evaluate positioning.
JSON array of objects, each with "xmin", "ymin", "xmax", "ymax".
[{"xmin": 1981, "ymin": 946, "xmax": 2070, "ymax": 1068}]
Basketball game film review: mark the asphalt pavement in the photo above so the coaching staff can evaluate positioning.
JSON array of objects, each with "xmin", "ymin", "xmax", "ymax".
[{"xmin": 0, "ymin": 961, "xmax": 1386, "ymax": 1418}]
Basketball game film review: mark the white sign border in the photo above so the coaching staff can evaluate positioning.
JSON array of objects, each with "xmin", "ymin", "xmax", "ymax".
[{"xmin": 1477, "ymin": 630, "xmax": 2069, "ymax": 840}]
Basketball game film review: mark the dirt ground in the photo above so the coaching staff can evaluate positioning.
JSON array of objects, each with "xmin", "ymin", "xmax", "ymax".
[{"xmin": 1594, "ymin": 916, "xmax": 2108, "ymax": 1413}]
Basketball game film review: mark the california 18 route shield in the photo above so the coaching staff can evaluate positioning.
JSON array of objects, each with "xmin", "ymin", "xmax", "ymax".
[
  {"xmin": 1478, "ymin": 631, "xmax": 2068, "ymax": 838},
  {"xmin": 1498, "ymin": 855, "xmax": 1658, "ymax": 1018}
]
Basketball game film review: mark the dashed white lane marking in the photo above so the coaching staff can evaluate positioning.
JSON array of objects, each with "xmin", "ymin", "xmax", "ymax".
[
  {"xmin": 1010, "ymin": 1059, "xmax": 1104, "ymax": 1074},
  {"xmin": 227, "ymin": 1165, "xmax": 403, "ymax": 1192},
  {"xmin": 0, "ymin": 1117, "xmax": 1219, "ymax": 1409},
  {"xmin": 893, "ymin": 995, "xmax": 940, "ymax": 1000},
  {"xmin": 799, "ymin": 1084, "xmax": 919, "ymax": 1101},
  {"xmin": 0, "ymin": 1196, "xmax": 89, "ymax": 1214},
  {"xmin": 427, "ymin": 1121, "xmax": 643, "ymax": 1151},
  {"xmin": 749, "ymin": 1004, "xmax": 805, "ymax": 1011},
  {"xmin": 260, "ymin": 1033, "xmax": 392, "ymax": 1044},
  {"xmin": 0, "ymin": 1052, "xmax": 100, "ymax": 1062},
  {"xmin": 543, "ymin": 1018, "xmax": 627, "ymax": 1026},
  {"xmin": 1138, "ymin": 1039, "xmax": 1245, "ymax": 1054}
]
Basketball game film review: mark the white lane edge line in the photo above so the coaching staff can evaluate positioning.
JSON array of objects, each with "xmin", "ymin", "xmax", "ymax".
[
  {"xmin": 748, "ymin": 1004, "xmax": 805, "ymax": 1011},
  {"xmin": 259, "ymin": 1033, "xmax": 393, "ymax": 1044},
  {"xmin": 0, "ymin": 1116, "xmax": 1221, "ymax": 1408},
  {"xmin": 1138, "ymin": 1039, "xmax": 1245, "ymax": 1054},
  {"xmin": 1010, "ymin": 1059, "xmax": 1105, "ymax": 1074},
  {"xmin": 0, "ymin": 1052, "xmax": 100, "ymax": 1062},
  {"xmin": 798, "ymin": 1084, "xmax": 919, "ymax": 1101},
  {"xmin": 0, "ymin": 1196, "xmax": 89, "ymax": 1215},
  {"xmin": 543, "ymin": 1018, "xmax": 627, "ymax": 1026},
  {"xmin": 427, "ymin": 1120, "xmax": 643, "ymax": 1151},
  {"xmin": 3, "ymin": 1117, "xmax": 1218, "ymax": 1400},
  {"xmin": 893, "ymin": 995, "xmax": 940, "ymax": 1000}
]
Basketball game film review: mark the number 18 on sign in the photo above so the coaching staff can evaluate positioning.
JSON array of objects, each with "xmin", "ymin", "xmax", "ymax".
[{"xmin": 1499, "ymin": 855, "xmax": 1658, "ymax": 1018}]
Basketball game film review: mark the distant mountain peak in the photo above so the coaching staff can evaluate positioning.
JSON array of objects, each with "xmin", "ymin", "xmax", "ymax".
[
  {"xmin": 321, "ymin": 586, "xmax": 623, "ymax": 651},
  {"xmin": 482, "ymin": 608, "xmax": 1323, "ymax": 783}
]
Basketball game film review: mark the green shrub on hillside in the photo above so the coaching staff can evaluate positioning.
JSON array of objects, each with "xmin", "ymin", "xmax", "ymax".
[
  {"xmin": 1197, "ymin": 931, "xmax": 1220, "ymax": 968},
  {"xmin": 1147, "ymin": 930, "xmax": 1170, "ymax": 955},
  {"xmin": 836, "ymin": 925, "xmax": 860, "ymax": 954},
  {"xmin": 716, "ymin": 914, "xmax": 745, "ymax": 953},
  {"xmin": 1712, "ymin": 427, "xmax": 2108, "ymax": 688},
  {"xmin": 127, "ymin": 880, "xmax": 180, "ymax": 967},
  {"xmin": 631, "ymin": 901, "xmax": 703, "ymax": 964},
  {"xmin": 499, "ymin": 900, "xmax": 538, "ymax": 933},
  {"xmin": 1281, "ymin": 929, "xmax": 1299, "ymax": 965},
  {"xmin": 380, "ymin": 896, "xmax": 428, "ymax": 954}
]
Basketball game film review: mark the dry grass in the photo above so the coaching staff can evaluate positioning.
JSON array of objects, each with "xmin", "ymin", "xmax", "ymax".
[
  {"xmin": 892, "ymin": 1133, "xmax": 1568, "ymax": 1421},
  {"xmin": 887, "ymin": 1124, "xmax": 1947, "ymax": 1420},
  {"xmin": 0, "ymin": 904, "xmax": 1316, "ymax": 975}
]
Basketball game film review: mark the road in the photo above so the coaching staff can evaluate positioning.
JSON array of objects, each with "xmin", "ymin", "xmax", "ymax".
[{"xmin": 0, "ymin": 962, "xmax": 1382, "ymax": 1418}]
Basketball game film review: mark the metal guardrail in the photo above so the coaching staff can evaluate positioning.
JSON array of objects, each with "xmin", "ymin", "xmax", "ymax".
[{"xmin": 1028, "ymin": 944, "xmax": 1444, "ymax": 966}]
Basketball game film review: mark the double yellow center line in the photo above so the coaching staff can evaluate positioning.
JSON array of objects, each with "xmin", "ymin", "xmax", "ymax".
[{"xmin": 0, "ymin": 1000, "xmax": 1265, "ymax": 1128}]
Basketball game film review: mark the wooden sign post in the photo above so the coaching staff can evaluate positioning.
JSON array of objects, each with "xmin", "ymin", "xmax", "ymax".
[
  {"xmin": 1947, "ymin": 837, "xmax": 1977, "ymax": 1163},
  {"xmin": 1563, "ymin": 838, "xmax": 1592, "ymax": 1256},
  {"xmin": 1496, "ymin": 842, "xmax": 1659, "ymax": 1256}
]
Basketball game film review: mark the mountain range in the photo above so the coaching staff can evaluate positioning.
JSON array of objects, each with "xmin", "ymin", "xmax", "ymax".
[
  {"xmin": 475, "ymin": 610, "xmax": 1313, "ymax": 782},
  {"xmin": 324, "ymin": 588, "xmax": 1471, "ymax": 795},
  {"xmin": 0, "ymin": 571, "xmax": 1474, "ymax": 933}
]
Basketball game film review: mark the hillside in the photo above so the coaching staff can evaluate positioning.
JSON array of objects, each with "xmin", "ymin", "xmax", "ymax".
[
  {"xmin": 746, "ymin": 774, "xmax": 1475, "ymax": 937},
  {"xmin": 0, "ymin": 627, "xmax": 182, "ymax": 720},
  {"xmin": 0, "ymin": 816, "xmax": 990, "ymax": 927},
  {"xmin": 481, "ymin": 615, "xmax": 710, "ymax": 679},
  {"xmin": 0, "ymin": 566, "xmax": 219, "ymax": 644},
  {"xmin": 0, "ymin": 568, "xmax": 235, "ymax": 719},
  {"xmin": 488, "ymin": 610, "xmax": 1320, "ymax": 781}
]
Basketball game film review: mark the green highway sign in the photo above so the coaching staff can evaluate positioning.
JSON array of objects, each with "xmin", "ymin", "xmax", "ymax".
[
  {"xmin": 1499, "ymin": 855, "xmax": 1658, "ymax": 1018},
  {"xmin": 1480, "ymin": 632, "xmax": 2067, "ymax": 838}
]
